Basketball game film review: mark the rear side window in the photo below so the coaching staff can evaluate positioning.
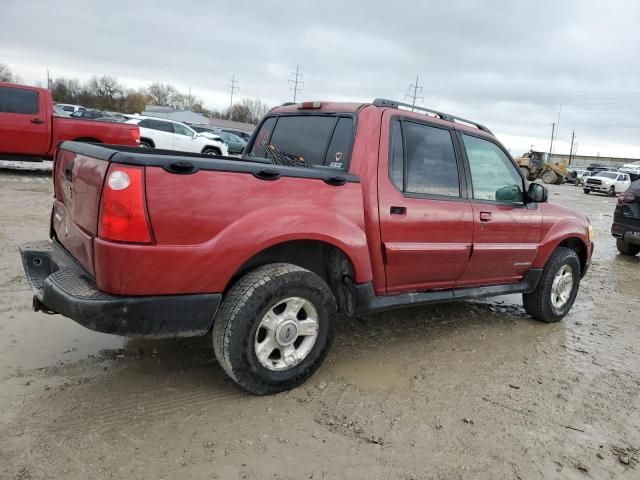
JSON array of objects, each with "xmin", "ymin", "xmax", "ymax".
[
  {"xmin": 249, "ymin": 115, "xmax": 355, "ymax": 170},
  {"xmin": 140, "ymin": 119, "xmax": 173, "ymax": 133},
  {"xmin": 0, "ymin": 86, "xmax": 39, "ymax": 114},
  {"xmin": 389, "ymin": 119, "xmax": 460, "ymax": 197}
]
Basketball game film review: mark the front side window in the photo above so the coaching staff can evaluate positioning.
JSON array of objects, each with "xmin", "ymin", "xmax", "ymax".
[
  {"xmin": 173, "ymin": 123, "xmax": 193, "ymax": 136},
  {"xmin": 0, "ymin": 86, "xmax": 39, "ymax": 114},
  {"xmin": 389, "ymin": 119, "xmax": 460, "ymax": 197},
  {"xmin": 463, "ymin": 134, "xmax": 523, "ymax": 203}
]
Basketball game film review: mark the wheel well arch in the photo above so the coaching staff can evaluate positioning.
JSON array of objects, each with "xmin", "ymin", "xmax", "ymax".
[
  {"xmin": 228, "ymin": 240, "xmax": 357, "ymax": 315},
  {"xmin": 202, "ymin": 145, "xmax": 221, "ymax": 154},
  {"xmin": 140, "ymin": 137, "xmax": 155, "ymax": 147},
  {"xmin": 557, "ymin": 237, "xmax": 588, "ymax": 275},
  {"xmin": 72, "ymin": 137, "xmax": 102, "ymax": 143}
]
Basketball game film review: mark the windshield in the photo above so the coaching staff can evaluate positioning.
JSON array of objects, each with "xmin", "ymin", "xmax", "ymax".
[
  {"xmin": 248, "ymin": 115, "xmax": 355, "ymax": 170},
  {"xmin": 599, "ymin": 172, "xmax": 618, "ymax": 179}
]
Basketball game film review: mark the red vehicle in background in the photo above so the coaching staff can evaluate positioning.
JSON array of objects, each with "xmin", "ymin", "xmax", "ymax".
[
  {"xmin": 0, "ymin": 82, "xmax": 139, "ymax": 160},
  {"xmin": 21, "ymin": 98, "xmax": 593, "ymax": 394}
]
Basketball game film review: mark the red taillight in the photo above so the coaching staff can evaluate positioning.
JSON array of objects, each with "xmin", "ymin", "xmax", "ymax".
[
  {"xmin": 619, "ymin": 191, "xmax": 635, "ymax": 204},
  {"xmin": 99, "ymin": 165, "xmax": 152, "ymax": 243},
  {"xmin": 130, "ymin": 127, "xmax": 140, "ymax": 144},
  {"xmin": 298, "ymin": 101, "xmax": 322, "ymax": 109}
]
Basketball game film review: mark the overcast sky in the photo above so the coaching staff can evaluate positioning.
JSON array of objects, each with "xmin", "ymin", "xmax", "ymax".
[{"xmin": 2, "ymin": 0, "xmax": 639, "ymax": 158}]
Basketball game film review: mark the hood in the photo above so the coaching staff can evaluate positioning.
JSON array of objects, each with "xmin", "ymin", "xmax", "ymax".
[
  {"xmin": 198, "ymin": 132, "xmax": 223, "ymax": 142},
  {"xmin": 542, "ymin": 201, "xmax": 589, "ymax": 227}
]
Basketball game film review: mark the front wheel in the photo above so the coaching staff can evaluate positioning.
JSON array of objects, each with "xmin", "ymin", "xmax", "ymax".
[
  {"xmin": 212, "ymin": 263, "xmax": 335, "ymax": 394},
  {"xmin": 608, "ymin": 186, "xmax": 616, "ymax": 197},
  {"xmin": 541, "ymin": 170, "xmax": 558, "ymax": 184},
  {"xmin": 583, "ymin": 188, "xmax": 590, "ymax": 194},
  {"xmin": 203, "ymin": 147, "xmax": 221, "ymax": 156},
  {"xmin": 616, "ymin": 238, "xmax": 640, "ymax": 256},
  {"xmin": 523, "ymin": 247, "xmax": 581, "ymax": 323}
]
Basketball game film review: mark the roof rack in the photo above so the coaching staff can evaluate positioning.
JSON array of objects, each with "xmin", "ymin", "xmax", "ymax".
[{"xmin": 372, "ymin": 98, "xmax": 492, "ymax": 134}]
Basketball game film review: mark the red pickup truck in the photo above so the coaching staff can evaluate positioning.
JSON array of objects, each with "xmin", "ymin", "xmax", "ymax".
[
  {"xmin": 0, "ymin": 82, "xmax": 140, "ymax": 160},
  {"xmin": 20, "ymin": 99, "xmax": 593, "ymax": 394}
]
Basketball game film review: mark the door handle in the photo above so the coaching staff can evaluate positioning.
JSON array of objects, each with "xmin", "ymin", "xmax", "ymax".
[
  {"xmin": 390, "ymin": 206, "xmax": 406, "ymax": 215},
  {"xmin": 479, "ymin": 211, "xmax": 492, "ymax": 222},
  {"xmin": 30, "ymin": 118, "xmax": 45, "ymax": 124}
]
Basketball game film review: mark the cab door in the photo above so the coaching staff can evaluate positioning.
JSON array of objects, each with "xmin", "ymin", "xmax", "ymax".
[
  {"xmin": 457, "ymin": 132, "xmax": 542, "ymax": 286},
  {"xmin": 0, "ymin": 85, "xmax": 49, "ymax": 156},
  {"xmin": 172, "ymin": 122, "xmax": 199, "ymax": 153},
  {"xmin": 378, "ymin": 113, "xmax": 473, "ymax": 293}
]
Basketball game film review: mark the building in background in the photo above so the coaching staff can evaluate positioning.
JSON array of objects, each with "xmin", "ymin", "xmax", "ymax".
[
  {"xmin": 551, "ymin": 153, "xmax": 639, "ymax": 169},
  {"xmin": 142, "ymin": 105, "xmax": 255, "ymax": 133}
]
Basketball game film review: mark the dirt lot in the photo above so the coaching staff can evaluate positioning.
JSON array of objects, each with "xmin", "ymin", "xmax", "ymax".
[{"xmin": 1, "ymin": 166, "xmax": 638, "ymax": 480}]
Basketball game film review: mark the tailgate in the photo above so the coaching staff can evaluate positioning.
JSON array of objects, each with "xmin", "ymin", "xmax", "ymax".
[{"xmin": 51, "ymin": 143, "xmax": 112, "ymax": 275}]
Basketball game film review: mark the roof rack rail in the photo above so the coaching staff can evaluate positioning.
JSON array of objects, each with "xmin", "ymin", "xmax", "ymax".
[{"xmin": 372, "ymin": 98, "xmax": 492, "ymax": 134}]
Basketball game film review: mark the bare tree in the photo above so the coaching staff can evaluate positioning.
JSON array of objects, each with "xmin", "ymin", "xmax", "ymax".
[
  {"xmin": 227, "ymin": 98, "xmax": 270, "ymax": 124},
  {"xmin": 0, "ymin": 63, "xmax": 14, "ymax": 82},
  {"xmin": 146, "ymin": 83, "xmax": 180, "ymax": 106}
]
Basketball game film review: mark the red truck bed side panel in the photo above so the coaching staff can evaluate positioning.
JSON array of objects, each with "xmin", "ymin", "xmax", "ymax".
[{"xmin": 93, "ymin": 168, "xmax": 373, "ymax": 296}]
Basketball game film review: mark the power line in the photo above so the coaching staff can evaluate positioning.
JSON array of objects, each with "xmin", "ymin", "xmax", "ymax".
[
  {"xmin": 404, "ymin": 75, "xmax": 424, "ymax": 110},
  {"xmin": 289, "ymin": 65, "xmax": 303, "ymax": 102},
  {"xmin": 226, "ymin": 74, "xmax": 239, "ymax": 109}
]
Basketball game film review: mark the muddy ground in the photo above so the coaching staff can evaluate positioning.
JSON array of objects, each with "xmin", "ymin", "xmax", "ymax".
[{"xmin": 0, "ymin": 165, "xmax": 638, "ymax": 480}]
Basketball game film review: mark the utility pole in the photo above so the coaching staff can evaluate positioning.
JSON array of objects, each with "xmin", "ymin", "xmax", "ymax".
[
  {"xmin": 46, "ymin": 69, "xmax": 51, "ymax": 90},
  {"xmin": 404, "ymin": 75, "xmax": 424, "ymax": 110},
  {"xmin": 549, "ymin": 122, "xmax": 556, "ymax": 157},
  {"xmin": 568, "ymin": 130, "xmax": 575, "ymax": 166},
  {"xmin": 226, "ymin": 74, "xmax": 239, "ymax": 110},
  {"xmin": 289, "ymin": 65, "xmax": 303, "ymax": 102}
]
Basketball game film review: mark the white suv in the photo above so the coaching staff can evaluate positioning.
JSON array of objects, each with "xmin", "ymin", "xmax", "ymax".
[
  {"xmin": 583, "ymin": 171, "xmax": 631, "ymax": 196},
  {"xmin": 125, "ymin": 116, "xmax": 228, "ymax": 156}
]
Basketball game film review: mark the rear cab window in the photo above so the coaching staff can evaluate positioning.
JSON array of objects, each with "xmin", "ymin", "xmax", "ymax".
[
  {"xmin": 248, "ymin": 114, "xmax": 355, "ymax": 171},
  {"xmin": 0, "ymin": 86, "xmax": 39, "ymax": 114}
]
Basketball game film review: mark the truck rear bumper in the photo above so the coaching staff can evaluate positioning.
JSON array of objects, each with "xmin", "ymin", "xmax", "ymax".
[{"xmin": 19, "ymin": 241, "xmax": 221, "ymax": 338}]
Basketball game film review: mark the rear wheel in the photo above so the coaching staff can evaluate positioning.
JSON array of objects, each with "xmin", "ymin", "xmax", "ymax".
[
  {"xmin": 523, "ymin": 247, "xmax": 581, "ymax": 323},
  {"xmin": 212, "ymin": 263, "xmax": 335, "ymax": 394},
  {"xmin": 541, "ymin": 170, "xmax": 558, "ymax": 184},
  {"xmin": 203, "ymin": 147, "xmax": 221, "ymax": 156},
  {"xmin": 616, "ymin": 239, "xmax": 640, "ymax": 256},
  {"xmin": 140, "ymin": 139, "xmax": 153, "ymax": 148}
]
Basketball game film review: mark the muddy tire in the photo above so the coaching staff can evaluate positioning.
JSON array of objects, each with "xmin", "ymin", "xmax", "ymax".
[
  {"xmin": 523, "ymin": 247, "xmax": 581, "ymax": 323},
  {"xmin": 616, "ymin": 239, "xmax": 640, "ymax": 256},
  {"xmin": 212, "ymin": 263, "xmax": 335, "ymax": 395},
  {"xmin": 541, "ymin": 170, "xmax": 558, "ymax": 184},
  {"xmin": 608, "ymin": 186, "xmax": 616, "ymax": 197},
  {"xmin": 583, "ymin": 188, "xmax": 590, "ymax": 194}
]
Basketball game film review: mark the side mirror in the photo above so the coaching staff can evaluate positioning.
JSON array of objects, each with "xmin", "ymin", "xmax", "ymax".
[
  {"xmin": 495, "ymin": 184, "xmax": 523, "ymax": 202},
  {"xmin": 527, "ymin": 182, "xmax": 548, "ymax": 203}
]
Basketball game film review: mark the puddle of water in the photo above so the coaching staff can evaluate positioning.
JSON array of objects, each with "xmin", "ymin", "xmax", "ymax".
[{"xmin": 327, "ymin": 356, "xmax": 410, "ymax": 391}]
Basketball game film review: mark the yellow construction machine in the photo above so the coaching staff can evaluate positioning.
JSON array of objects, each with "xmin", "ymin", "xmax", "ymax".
[{"xmin": 515, "ymin": 150, "xmax": 566, "ymax": 184}]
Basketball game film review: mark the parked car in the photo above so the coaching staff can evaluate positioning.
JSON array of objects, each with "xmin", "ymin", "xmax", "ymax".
[
  {"xmin": 70, "ymin": 109, "xmax": 115, "ymax": 120},
  {"xmin": 20, "ymin": 98, "xmax": 593, "ymax": 394},
  {"xmin": 0, "ymin": 82, "xmax": 140, "ymax": 161},
  {"xmin": 55, "ymin": 103, "xmax": 86, "ymax": 115},
  {"xmin": 220, "ymin": 128, "xmax": 252, "ymax": 142},
  {"xmin": 612, "ymin": 179, "xmax": 640, "ymax": 256},
  {"xmin": 619, "ymin": 161, "xmax": 640, "ymax": 180},
  {"xmin": 566, "ymin": 167, "xmax": 588, "ymax": 184},
  {"xmin": 125, "ymin": 116, "xmax": 228, "ymax": 156},
  {"xmin": 576, "ymin": 170, "xmax": 593, "ymax": 187},
  {"xmin": 213, "ymin": 131, "xmax": 246, "ymax": 154},
  {"xmin": 583, "ymin": 171, "xmax": 631, "ymax": 196}
]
